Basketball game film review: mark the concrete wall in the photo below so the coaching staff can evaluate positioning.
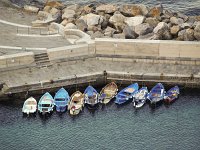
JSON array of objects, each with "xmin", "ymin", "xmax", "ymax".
[
  {"xmin": 47, "ymin": 44, "xmax": 95, "ymax": 61},
  {"xmin": 95, "ymin": 38, "xmax": 200, "ymax": 59},
  {"xmin": 0, "ymin": 52, "xmax": 35, "ymax": 69}
]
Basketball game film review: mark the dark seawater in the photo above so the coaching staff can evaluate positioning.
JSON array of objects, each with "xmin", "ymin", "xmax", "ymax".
[
  {"xmin": 61, "ymin": 0, "xmax": 200, "ymax": 15},
  {"xmin": 0, "ymin": 87, "xmax": 200, "ymax": 150}
]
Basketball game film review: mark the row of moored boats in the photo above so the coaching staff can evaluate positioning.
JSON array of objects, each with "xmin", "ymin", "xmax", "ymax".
[{"xmin": 22, "ymin": 82, "xmax": 180, "ymax": 115}]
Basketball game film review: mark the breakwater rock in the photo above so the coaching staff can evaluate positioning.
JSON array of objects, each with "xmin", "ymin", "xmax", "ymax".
[{"xmin": 23, "ymin": 1, "xmax": 200, "ymax": 41}]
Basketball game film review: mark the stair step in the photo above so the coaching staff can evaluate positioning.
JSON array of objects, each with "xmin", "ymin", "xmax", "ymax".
[{"xmin": 35, "ymin": 57, "xmax": 49, "ymax": 61}]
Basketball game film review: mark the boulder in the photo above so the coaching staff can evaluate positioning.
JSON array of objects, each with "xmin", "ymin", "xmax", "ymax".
[
  {"xmin": 91, "ymin": 31, "xmax": 104, "ymax": 39},
  {"xmin": 24, "ymin": 5, "xmax": 39, "ymax": 13},
  {"xmin": 170, "ymin": 25, "xmax": 180, "ymax": 35},
  {"xmin": 96, "ymin": 4, "xmax": 118, "ymax": 14},
  {"xmin": 153, "ymin": 22, "xmax": 172, "ymax": 40},
  {"xmin": 64, "ymin": 23, "xmax": 77, "ymax": 29},
  {"xmin": 124, "ymin": 16, "xmax": 145, "ymax": 27},
  {"xmin": 75, "ymin": 19, "xmax": 88, "ymax": 31},
  {"xmin": 104, "ymin": 26, "xmax": 116, "ymax": 37},
  {"xmin": 134, "ymin": 23, "xmax": 153, "ymax": 35},
  {"xmin": 43, "ymin": 6, "xmax": 51, "ymax": 13},
  {"xmin": 60, "ymin": 19, "xmax": 68, "ymax": 26},
  {"xmin": 145, "ymin": 17, "xmax": 159, "ymax": 28},
  {"xmin": 87, "ymin": 25, "xmax": 100, "ymax": 32},
  {"xmin": 113, "ymin": 33, "xmax": 125, "ymax": 39},
  {"xmin": 50, "ymin": 7, "xmax": 61, "ymax": 22},
  {"xmin": 194, "ymin": 22, "xmax": 200, "ymax": 40},
  {"xmin": 148, "ymin": 4, "xmax": 163, "ymax": 17},
  {"xmin": 82, "ymin": 5, "xmax": 93, "ymax": 14},
  {"xmin": 119, "ymin": 4, "xmax": 148, "ymax": 17},
  {"xmin": 45, "ymin": 1, "xmax": 63, "ymax": 9},
  {"xmin": 65, "ymin": 4, "xmax": 80, "ymax": 12},
  {"xmin": 137, "ymin": 32, "xmax": 154, "ymax": 39},
  {"xmin": 80, "ymin": 13, "xmax": 103, "ymax": 26},
  {"xmin": 177, "ymin": 13, "xmax": 188, "ymax": 22},
  {"xmin": 162, "ymin": 9, "xmax": 174, "ymax": 19},
  {"xmin": 170, "ymin": 17, "xmax": 184, "ymax": 25},
  {"xmin": 123, "ymin": 26, "xmax": 138, "ymax": 39},
  {"xmin": 62, "ymin": 9, "xmax": 75, "ymax": 20},
  {"xmin": 177, "ymin": 29, "xmax": 195, "ymax": 41},
  {"xmin": 109, "ymin": 12, "xmax": 126, "ymax": 31},
  {"xmin": 180, "ymin": 23, "xmax": 192, "ymax": 29}
]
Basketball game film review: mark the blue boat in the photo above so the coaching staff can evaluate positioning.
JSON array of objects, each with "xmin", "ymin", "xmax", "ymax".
[
  {"xmin": 147, "ymin": 83, "xmax": 165, "ymax": 104},
  {"xmin": 54, "ymin": 87, "xmax": 70, "ymax": 112},
  {"xmin": 133, "ymin": 87, "xmax": 148, "ymax": 108},
  {"xmin": 164, "ymin": 86, "xmax": 180, "ymax": 103},
  {"xmin": 38, "ymin": 92, "xmax": 54, "ymax": 114},
  {"xmin": 115, "ymin": 83, "xmax": 139, "ymax": 105},
  {"xmin": 84, "ymin": 85, "xmax": 99, "ymax": 108}
]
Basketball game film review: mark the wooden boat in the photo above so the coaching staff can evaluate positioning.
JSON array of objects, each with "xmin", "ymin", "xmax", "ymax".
[
  {"xmin": 133, "ymin": 87, "xmax": 148, "ymax": 108},
  {"xmin": 164, "ymin": 86, "xmax": 180, "ymax": 103},
  {"xmin": 115, "ymin": 83, "xmax": 139, "ymax": 105},
  {"xmin": 147, "ymin": 83, "xmax": 165, "ymax": 104},
  {"xmin": 68, "ymin": 91, "xmax": 84, "ymax": 115},
  {"xmin": 38, "ymin": 92, "xmax": 54, "ymax": 114},
  {"xmin": 22, "ymin": 97, "xmax": 37, "ymax": 115},
  {"xmin": 100, "ymin": 82, "xmax": 118, "ymax": 104},
  {"xmin": 84, "ymin": 85, "xmax": 99, "ymax": 108},
  {"xmin": 54, "ymin": 87, "xmax": 70, "ymax": 112}
]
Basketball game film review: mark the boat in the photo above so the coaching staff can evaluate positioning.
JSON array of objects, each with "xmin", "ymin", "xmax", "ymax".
[
  {"xmin": 22, "ymin": 97, "xmax": 37, "ymax": 115},
  {"xmin": 68, "ymin": 91, "xmax": 84, "ymax": 115},
  {"xmin": 100, "ymin": 82, "xmax": 118, "ymax": 104},
  {"xmin": 38, "ymin": 92, "xmax": 54, "ymax": 114},
  {"xmin": 84, "ymin": 85, "xmax": 100, "ymax": 108},
  {"xmin": 133, "ymin": 87, "xmax": 148, "ymax": 108},
  {"xmin": 164, "ymin": 86, "xmax": 180, "ymax": 103},
  {"xmin": 54, "ymin": 87, "xmax": 70, "ymax": 112},
  {"xmin": 147, "ymin": 83, "xmax": 165, "ymax": 104},
  {"xmin": 115, "ymin": 83, "xmax": 139, "ymax": 105}
]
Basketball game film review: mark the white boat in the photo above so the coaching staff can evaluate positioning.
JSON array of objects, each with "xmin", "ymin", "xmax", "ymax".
[
  {"xmin": 68, "ymin": 91, "xmax": 84, "ymax": 115},
  {"xmin": 133, "ymin": 87, "xmax": 148, "ymax": 108},
  {"xmin": 38, "ymin": 92, "xmax": 54, "ymax": 114},
  {"xmin": 22, "ymin": 97, "xmax": 37, "ymax": 115}
]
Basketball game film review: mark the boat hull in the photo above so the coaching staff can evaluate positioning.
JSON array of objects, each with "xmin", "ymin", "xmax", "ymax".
[{"xmin": 56, "ymin": 105, "xmax": 67, "ymax": 113}]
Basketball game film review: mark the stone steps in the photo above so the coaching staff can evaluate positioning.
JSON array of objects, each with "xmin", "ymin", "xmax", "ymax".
[{"xmin": 34, "ymin": 52, "xmax": 52, "ymax": 67}]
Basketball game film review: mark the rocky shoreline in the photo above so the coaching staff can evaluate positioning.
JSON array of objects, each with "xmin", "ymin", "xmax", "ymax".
[{"xmin": 16, "ymin": 1, "xmax": 200, "ymax": 41}]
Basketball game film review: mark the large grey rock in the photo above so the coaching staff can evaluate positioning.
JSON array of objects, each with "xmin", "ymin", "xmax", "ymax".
[
  {"xmin": 148, "ymin": 4, "xmax": 163, "ymax": 17},
  {"xmin": 104, "ymin": 27, "xmax": 116, "ymax": 37},
  {"xmin": 134, "ymin": 23, "xmax": 153, "ymax": 35},
  {"xmin": 50, "ymin": 7, "xmax": 61, "ymax": 22},
  {"xmin": 124, "ymin": 16, "xmax": 145, "ymax": 27},
  {"xmin": 113, "ymin": 33, "xmax": 125, "ymax": 39},
  {"xmin": 177, "ymin": 29, "xmax": 194, "ymax": 41},
  {"xmin": 194, "ymin": 22, "xmax": 200, "ymax": 40},
  {"xmin": 123, "ymin": 26, "xmax": 138, "ymax": 39},
  {"xmin": 62, "ymin": 9, "xmax": 75, "ymax": 19},
  {"xmin": 145, "ymin": 17, "xmax": 159, "ymax": 28},
  {"xmin": 162, "ymin": 9, "xmax": 174, "ymax": 19},
  {"xmin": 180, "ymin": 23, "xmax": 192, "ymax": 29},
  {"xmin": 153, "ymin": 22, "xmax": 172, "ymax": 40},
  {"xmin": 109, "ymin": 12, "xmax": 126, "ymax": 31},
  {"xmin": 96, "ymin": 4, "xmax": 118, "ymax": 14},
  {"xmin": 170, "ymin": 17, "xmax": 184, "ymax": 25},
  {"xmin": 137, "ymin": 32, "xmax": 154, "ymax": 39},
  {"xmin": 80, "ymin": 13, "xmax": 103, "ymax": 26},
  {"xmin": 170, "ymin": 25, "xmax": 180, "ymax": 35},
  {"xmin": 65, "ymin": 4, "xmax": 80, "ymax": 12},
  {"xmin": 64, "ymin": 23, "xmax": 77, "ymax": 29},
  {"xmin": 119, "ymin": 4, "xmax": 148, "ymax": 16},
  {"xmin": 75, "ymin": 19, "xmax": 88, "ymax": 31},
  {"xmin": 91, "ymin": 31, "xmax": 104, "ymax": 39},
  {"xmin": 177, "ymin": 13, "xmax": 188, "ymax": 22}
]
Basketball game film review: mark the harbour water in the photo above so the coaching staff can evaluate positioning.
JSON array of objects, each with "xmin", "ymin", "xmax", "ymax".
[
  {"xmin": 0, "ymin": 87, "xmax": 200, "ymax": 150},
  {"xmin": 61, "ymin": 0, "xmax": 200, "ymax": 15}
]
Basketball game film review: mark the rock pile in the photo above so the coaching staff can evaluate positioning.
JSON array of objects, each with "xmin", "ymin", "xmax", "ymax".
[{"xmin": 28, "ymin": 2, "xmax": 200, "ymax": 41}]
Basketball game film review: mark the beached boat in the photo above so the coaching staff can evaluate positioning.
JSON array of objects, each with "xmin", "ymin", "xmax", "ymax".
[
  {"xmin": 38, "ymin": 92, "xmax": 54, "ymax": 114},
  {"xmin": 22, "ymin": 97, "xmax": 37, "ymax": 115},
  {"xmin": 54, "ymin": 87, "xmax": 70, "ymax": 112},
  {"xmin": 115, "ymin": 83, "xmax": 139, "ymax": 105},
  {"xmin": 147, "ymin": 83, "xmax": 165, "ymax": 104},
  {"xmin": 84, "ymin": 85, "xmax": 99, "ymax": 108},
  {"xmin": 68, "ymin": 91, "xmax": 84, "ymax": 115},
  {"xmin": 164, "ymin": 86, "xmax": 180, "ymax": 103},
  {"xmin": 133, "ymin": 87, "xmax": 148, "ymax": 108},
  {"xmin": 100, "ymin": 82, "xmax": 118, "ymax": 104}
]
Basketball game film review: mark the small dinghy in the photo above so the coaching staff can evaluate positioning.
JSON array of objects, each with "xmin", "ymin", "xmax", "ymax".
[
  {"xmin": 164, "ymin": 86, "xmax": 180, "ymax": 104},
  {"xmin": 54, "ymin": 87, "xmax": 70, "ymax": 112},
  {"xmin": 147, "ymin": 83, "xmax": 165, "ymax": 104},
  {"xmin": 84, "ymin": 85, "xmax": 100, "ymax": 108},
  {"xmin": 115, "ymin": 83, "xmax": 139, "ymax": 105},
  {"xmin": 100, "ymin": 82, "xmax": 118, "ymax": 104},
  {"xmin": 68, "ymin": 91, "xmax": 84, "ymax": 115},
  {"xmin": 22, "ymin": 97, "xmax": 37, "ymax": 115},
  {"xmin": 38, "ymin": 92, "xmax": 54, "ymax": 114},
  {"xmin": 133, "ymin": 87, "xmax": 148, "ymax": 108}
]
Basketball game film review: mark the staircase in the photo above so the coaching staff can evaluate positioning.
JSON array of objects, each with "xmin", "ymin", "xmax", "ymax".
[{"xmin": 34, "ymin": 52, "xmax": 51, "ymax": 67}]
